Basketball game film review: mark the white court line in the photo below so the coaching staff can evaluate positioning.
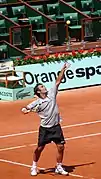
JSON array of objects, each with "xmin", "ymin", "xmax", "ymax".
[
  {"xmin": 0, "ymin": 132, "xmax": 101, "ymax": 152},
  {"xmin": 0, "ymin": 145, "xmax": 26, "ymax": 152},
  {"xmin": 0, "ymin": 119, "xmax": 101, "ymax": 139},
  {"xmin": 0, "ymin": 159, "xmax": 31, "ymax": 168},
  {"xmin": 0, "ymin": 159, "xmax": 95, "ymax": 179},
  {"xmin": 66, "ymin": 132, "xmax": 101, "ymax": 141},
  {"xmin": 0, "ymin": 144, "xmax": 34, "ymax": 152},
  {"xmin": 62, "ymin": 120, "xmax": 101, "ymax": 129},
  {"xmin": 0, "ymin": 130, "xmax": 38, "ymax": 139},
  {"xmin": 69, "ymin": 173, "xmax": 95, "ymax": 179},
  {"xmin": 0, "ymin": 159, "xmax": 45, "ymax": 170}
]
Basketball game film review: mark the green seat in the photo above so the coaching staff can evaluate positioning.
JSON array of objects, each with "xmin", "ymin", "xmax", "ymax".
[
  {"xmin": 0, "ymin": 44, "xmax": 8, "ymax": 61},
  {"xmin": 83, "ymin": 11, "xmax": 91, "ymax": 16},
  {"xmin": 36, "ymin": 29, "xmax": 46, "ymax": 33},
  {"xmin": 69, "ymin": 25, "xmax": 81, "ymax": 29},
  {"xmin": 63, "ymin": 13, "xmax": 81, "ymax": 40},
  {"xmin": 96, "ymin": 10, "xmax": 101, "ymax": 16},
  {"xmin": 12, "ymin": 5, "xmax": 26, "ymax": 17},
  {"xmin": 29, "ymin": 16, "xmax": 44, "ymax": 31},
  {"xmin": 0, "ymin": 7, "xmax": 8, "ymax": 16},
  {"xmin": 82, "ymin": 0, "xmax": 101, "ymax": 11},
  {"xmin": 0, "ymin": 0, "xmax": 7, "ymax": 4},
  {"xmin": 47, "ymin": 3, "xmax": 60, "ymax": 15},
  {"xmin": 68, "ymin": 1, "xmax": 76, "ymax": 7},
  {"xmin": 0, "ymin": 45, "xmax": 7, "ymax": 52},
  {"xmin": 10, "ymin": 17, "xmax": 18, "ymax": 23},
  {"xmin": 29, "ymin": 16, "xmax": 46, "ymax": 44},
  {"xmin": 48, "ymin": 14, "xmax": 56, "ymax": 20},
  {"xmin": 63, "ymin": 13, "xmax": 79, "ymax": 26},
  {"xmin": 89, "ymin": 11, "xmax": 99, "ymax": 17},
  {"xmin": 0, "ymin": 19, "xmax": 6, "ymax": 27},
  {"xmin": 81, "ymin": 0, "xmax": 93, "ymax": 11},
  {"xmin": 31, "ymin": 5, "xmax": 44, "ymax": 13},
  {"xmin": 0, "ymin": 19, "xmax": 9, "ymax": 37}
]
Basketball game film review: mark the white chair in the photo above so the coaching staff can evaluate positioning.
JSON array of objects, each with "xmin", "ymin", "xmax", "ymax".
[{"xmin": 0, "ymin": 61, "xmax": 25, "ymax": 88}]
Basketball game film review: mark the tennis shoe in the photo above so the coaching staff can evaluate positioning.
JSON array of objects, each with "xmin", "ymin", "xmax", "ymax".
[
  {"xmin": 55, "ymin": 165, "xmax": 68, "ymax": 175},
  {"xmin": 31, "ymin": 166, "xmax": 38, "ymax": 176}
]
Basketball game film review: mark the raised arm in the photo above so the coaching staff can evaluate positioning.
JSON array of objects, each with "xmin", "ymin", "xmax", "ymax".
[{"xmin": 56, "ymin": 63, "xmax": 71, "ymax": 88}]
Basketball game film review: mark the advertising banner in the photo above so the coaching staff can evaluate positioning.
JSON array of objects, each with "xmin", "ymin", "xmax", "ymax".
[
  {"xmin": 0, "ymin": 87, "xmax": 34, "ymax": 101},
  {"xmin": 15, "ymin": 56, "xmax": 101, "ymax": 90}
]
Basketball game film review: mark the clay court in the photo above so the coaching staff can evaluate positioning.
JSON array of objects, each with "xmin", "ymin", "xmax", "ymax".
[{"xmin": 0, "ymin": 86, "xmax": 101, "ymax": 179}]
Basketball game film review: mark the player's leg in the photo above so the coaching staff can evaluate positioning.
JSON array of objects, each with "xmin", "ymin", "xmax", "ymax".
[
  {"xmin": 31, "ymin": 126, "xmax": 46, "ymax": 176},
  {"xmin": 56, "ymin": 143, "xmax": 64, "ymax": 163},
  {"xmin": 52, "ymin": 124, "xmax": 68, "ymax": 175},
  {"xmin": 33, "ymin": 145, "xmax": 45, "ymax": 162},
  {"xmin": 55, "ymin": 143, "xmax": 68, "ymax": 175},
  {"xmin": 31, "ymin": 145, "xmax": 45, "ymax": 176}
]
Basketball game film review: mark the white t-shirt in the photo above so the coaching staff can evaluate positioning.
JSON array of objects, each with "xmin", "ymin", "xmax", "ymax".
[{"xmin": 27, "ymin": 84, "xmax": 60, "ymax": 128}]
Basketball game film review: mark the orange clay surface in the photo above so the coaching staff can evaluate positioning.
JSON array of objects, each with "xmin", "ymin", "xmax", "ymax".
[{"xmin": 0, "ymin": 86, "xmax": 101, "ymax": 179}]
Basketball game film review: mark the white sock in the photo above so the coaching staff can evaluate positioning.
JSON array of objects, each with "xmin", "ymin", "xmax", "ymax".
[
  {"xmin": 32, "ymin": 161, "xmax": 37, "ymax": 167},
  {"xmin": 57, "ymin": 163, "xmax": 62, "ymax": 168}
]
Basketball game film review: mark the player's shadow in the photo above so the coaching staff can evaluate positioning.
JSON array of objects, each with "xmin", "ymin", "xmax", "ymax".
[{"xmin": 38, "ymin": 161, "xmax": 95, "ymax": 175}]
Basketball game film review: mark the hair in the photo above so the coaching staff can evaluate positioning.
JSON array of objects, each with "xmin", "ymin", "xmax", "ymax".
[{"xmin": 34, "ymin": 83, "xmax": 43, "ymax": 97}]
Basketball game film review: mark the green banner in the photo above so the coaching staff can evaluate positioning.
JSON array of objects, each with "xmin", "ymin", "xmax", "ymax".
[{"xmin": 0, "ymin": 87, "xmax": 34, "ymax": 101}]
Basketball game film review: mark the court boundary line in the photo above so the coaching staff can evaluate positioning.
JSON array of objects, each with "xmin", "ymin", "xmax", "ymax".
[
  {"xmin": 0, "ymin": 159, "xmax": 95, "ymax": 179},
  {"xmin": 0, "ymin": 132, "xmax": 101, "ymax": 152},
  {"xmin": 0, "ymin": 119, "xmax": 101, "ymax": 139}
]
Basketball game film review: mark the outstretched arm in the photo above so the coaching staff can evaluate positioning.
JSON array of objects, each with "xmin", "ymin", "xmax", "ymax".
[
  {"xmin": 21, "ymin": 100, "xmax": 39, "ymax": 114},
  {"xmin": 56, "ymin": 63, "xmax": 71, "ymax": 88},
  {"xmin": 21, "ymin": 106, "xmax": 31, "ymax": 114}
]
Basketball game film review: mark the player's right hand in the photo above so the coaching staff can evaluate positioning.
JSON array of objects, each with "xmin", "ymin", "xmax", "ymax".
[
  {"xmin": 63, "ymin": 63, "xmax": 71, "ymax": 70},
  {"xmin": 21, "ymin": 107, "xmax": 30, "ymax": 114}
]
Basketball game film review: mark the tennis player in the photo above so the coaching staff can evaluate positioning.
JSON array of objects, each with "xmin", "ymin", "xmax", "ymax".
[{"xmin": 22, "ymin": 63, "xmax": 71, "ymax": 176}]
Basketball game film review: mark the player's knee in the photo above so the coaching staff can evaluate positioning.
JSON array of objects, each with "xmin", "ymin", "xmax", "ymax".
[{"xmin": 58, "ymin": 144, "xmax": 64, "ymax": 152}]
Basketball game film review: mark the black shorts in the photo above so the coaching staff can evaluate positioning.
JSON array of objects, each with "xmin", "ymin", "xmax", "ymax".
[{"xmin": 38, "ymin": 124, "xmax": 65, "ymax": 147}]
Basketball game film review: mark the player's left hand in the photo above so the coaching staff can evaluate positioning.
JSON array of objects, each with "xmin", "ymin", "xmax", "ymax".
[{"xmin": 21, "ymin": 107, "xmax": 30, "ymax": 114}]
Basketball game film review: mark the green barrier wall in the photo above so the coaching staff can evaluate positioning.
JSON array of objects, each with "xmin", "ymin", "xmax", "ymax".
[{"xmin": 0, "ymin": 87, "xmax": 34, "ymax": 101}]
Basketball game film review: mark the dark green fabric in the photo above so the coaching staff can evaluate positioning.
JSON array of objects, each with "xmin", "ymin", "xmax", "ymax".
[
  {"xmin": 0, "ymin": 19, "xmax": 5, "ymax": 27},
  {"xmin": 48, "ymin": 14, "xmax": 56, "ymax": 20},
  {"xmin": 47, "ymin": 3, "xmax": 60, "ymax": 15},
  {"xmin": 0, "ymin": 0, "xmax": 7, "ymax": 4},
  {"xmin": 69, "ymin": 25, "xmax": 81, "ymax": 29},
  {"xmin": 12, "ymin": 5, "xmax": 26, "ymax": 16},
  {"xmin": 34, "ymin": 29, "xmax": 46, "ymax": 33},
  {"xmin": 31, "ymin": 5, "xmax": 44, "ymax": 13},
  {"xmin": 63, "ymin": 13, "xmax": 79, "ymax": 26},
  {"xmin": 0, "ymin": 45, "xmax": 7, "ymax": 52},
  {"xmin": 83, "ymin": 11, "xmax": 91, "ymax": 16},
  {"xmin": 10, "ymin": 17, "xmax": 18, "ymax": 23},
  {"xmin": 29, "ymin": 16, "xmax": 43, "ymax": 24},
  {"xmin": 29, "ymin": 16, "xmax": 44, "ymax": 30},
  {"xmin": 0, "ymin": 7, "xmax": 8, "ymax": 16},
  {"xmin": 81, "ymin": 0, "xmax": 93, "ymax": 11}
]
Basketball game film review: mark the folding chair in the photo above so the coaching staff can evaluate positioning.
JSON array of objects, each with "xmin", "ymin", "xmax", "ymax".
[{"xmin": 0, "ymin": 58, "xmax": 25, "ymax": 88}]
